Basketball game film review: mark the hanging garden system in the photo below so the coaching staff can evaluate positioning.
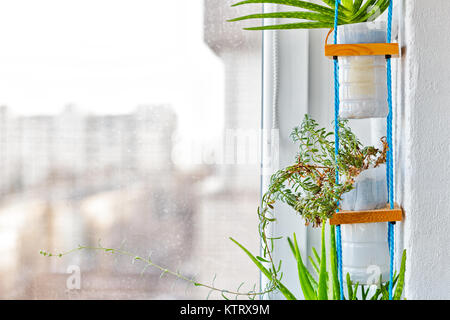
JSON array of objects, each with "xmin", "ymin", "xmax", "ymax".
[
  {"xmin": 226, "ymin": 0, "xmax": 406, "ymax": 300},
  {"xmin": 40, "ymin": 0, "xmax": 415, "ymax": 302}
]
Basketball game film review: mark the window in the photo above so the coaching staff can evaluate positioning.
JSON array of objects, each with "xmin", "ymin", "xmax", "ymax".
[{"xmin": 0, "ymin": 0, "xmax": 261, "ymax": 299}]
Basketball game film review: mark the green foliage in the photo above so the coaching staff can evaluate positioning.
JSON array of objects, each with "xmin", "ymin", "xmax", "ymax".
[
  {"xmin": 40, "ymin": 243, "xmax": 273, "ymax": 300},
  {"xmin": 252, "ymin": 115, "xmax": 388, "ymax": 297},
  {"xmin": 394, "ymin": 250, "xmax": 407, "ymax": 300},
  {"xmin": 229, "ymin": 237, "xmax": 297, "ymax": 300},
  {"xmin": 228, "ymin": 0, "xmax": 391, "ymax": 30},
  {"xmin": 232, "ymin": 226, "xmax": 407, "ymax": 300},
  {"xmin": 288, "ymin": 233, "xmax": 317, "ymax": 299},
  {"xmin": 329, "ymin": 225, "xmax": 340, "ymax": 299},
  {"xmin": 260, "ymin": 115, "xmax": 387, "ymax": 227},
  {"xmin": 317, "ymin": 224, "xmax": 328, "ymax": 299}
]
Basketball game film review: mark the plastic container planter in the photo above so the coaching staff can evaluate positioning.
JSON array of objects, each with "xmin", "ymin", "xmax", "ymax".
[
  {"xmin": 338, "ymin": 21, "xmax": 388, "ymax": 119},
  {"xmin": 340, "ymin": 164, "xmax": 390, "ymax": 285}
]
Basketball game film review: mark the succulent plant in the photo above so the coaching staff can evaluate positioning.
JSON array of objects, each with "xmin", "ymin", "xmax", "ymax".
[{"xmin": 229, "ymin": 0, "xmax": 391, "ymax": 30}]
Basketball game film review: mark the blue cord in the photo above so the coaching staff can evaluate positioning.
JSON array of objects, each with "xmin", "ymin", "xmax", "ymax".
[
  {"xmin": 333, "ymin": 0, "xmax": 345, "ymax": 301},
  {"xmin": 386, "ymin": 0, "xmax": 395, "ymax": 301},
  {"xmin": 333, "ymin": 0, "xmax": 396, "ymax": 301}
]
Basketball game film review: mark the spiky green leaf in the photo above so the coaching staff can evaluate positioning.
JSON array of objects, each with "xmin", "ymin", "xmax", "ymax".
[
  {"xmin": 232, "ymin": 0, "xmax": 337, "ymax": 16},
  {"xmin": 230, "ymin": 237, "xmax": 297, "ymax": 300},
  {"xmin": 393, "ymin": 250, "xmax": 407, "ymax": 300},
  {"xmin": 318, "ymin": 223, "xmax": 328, "ymax": 300},
  {"xmin": 228, "ymin": 11, "xmax": 335, "ymax": 23},
  {"xmin": 288, "ymin": 234, "xmax": 317, "ymax": 300}
]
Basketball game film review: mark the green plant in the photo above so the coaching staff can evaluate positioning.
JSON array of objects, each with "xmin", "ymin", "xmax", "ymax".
[
  {"xmin": 232, "ymin": 224, "xmax": 407, "ymax": 300},
  {"xmin": 260, "ymin": 115, "xmax": 387, "ymax": 228},
  {"xmin": 252, "ymin": 115, "xmax": 388, "ymax": 297},
  {"xmin": 40, "ymin": 243, "xmax": 271, "ymax": 300},
  {"xmin": 230, "ymin": 223, "xmax": 340, "ymax": 300},
  {"xmin": 228, "ymin": 0, "xmax": 391, "ymax": 30}
]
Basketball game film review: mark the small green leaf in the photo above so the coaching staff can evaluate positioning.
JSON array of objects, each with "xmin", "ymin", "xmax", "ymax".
[
  {"xmin": 394, "ymin": 250, "xmax": 407, "ymax": 300},
  {"xmin": 318, "ymin": 224, "xmax": 328, "ymax": 300},
  {"xmin": 346, "ymin": 273, "xmax": 353, "ymax": 300},
  {"xmin": 256, "ymin": 256, "xmax": 270, "ymax": 263}
]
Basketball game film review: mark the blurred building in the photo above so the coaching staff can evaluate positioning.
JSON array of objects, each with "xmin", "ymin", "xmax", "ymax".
[
  {"xmin": 0, "ymin": 105, "xmax": 177, "ymax": 195},
  {"xmin": 187, "ymin": 0, "xmax": 262, "ymax": 299},
  {"xmin": 0, "ymin": 1, "xmax": 262, "ymax": 299},
  {"xmin": 0, "ymin": 104, "xmax": 197, "ymax": 299}
]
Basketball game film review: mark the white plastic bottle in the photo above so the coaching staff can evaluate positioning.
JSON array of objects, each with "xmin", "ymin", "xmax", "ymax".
[
  {"xmin": 340, "ymin": 164, "xmax": 390, "ymax": 285},
  {"xmin": 337, "ymin": 21, "xmax": 388, "ymax": 119}
]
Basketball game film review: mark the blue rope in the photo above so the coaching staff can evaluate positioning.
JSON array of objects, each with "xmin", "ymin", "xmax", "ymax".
[
  {"xmin": 386, "ymin": 0, "xmax": 395, "ymax": 301},
  {"xmin": 333, "ymin": 0, "xmax": 396, "ymax": 301},
  {"xmin": 333, "ymin": 0, "xmax": 344, "ymax": 301}
]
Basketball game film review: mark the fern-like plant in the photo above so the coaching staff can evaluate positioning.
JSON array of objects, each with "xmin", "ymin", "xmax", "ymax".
[
  {"xmin": 228, "ymin": 0, "xmax": 391, "ymax": 30},
  {"xmin": 260, "ymin": 115, "xmax": 387, "ymax": 228}
]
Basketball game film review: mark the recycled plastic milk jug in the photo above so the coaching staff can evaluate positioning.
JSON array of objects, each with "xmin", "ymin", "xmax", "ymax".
[
  {"xmin": 338, "ymin": 21, "xmax": 389, "ymax": 119},
  {"xmin": 340, "ymin": 164, "xmax": 390, "ymax": 285}
]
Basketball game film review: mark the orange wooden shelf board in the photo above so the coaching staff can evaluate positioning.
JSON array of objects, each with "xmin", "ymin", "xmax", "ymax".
[
  {"xmin": 325, "ymin": 43, "xmax": 400, "ymax": 58},
  {"xmin": 323, "ymin": 28, "xmax": 400, "ymax": 58},
  {"xmin": 329, "ymin": 203, "xmax": 403, "ymax": 226}
]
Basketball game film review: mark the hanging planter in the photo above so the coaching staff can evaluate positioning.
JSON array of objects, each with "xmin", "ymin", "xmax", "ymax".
[
  {"xmin": 340, "ymin": 164, "xmax": 387, "ymax": 212},
  {"xmin": 325, "ymin": 21, "xmax": 399, "ymax": 119},
  {"xmin": 337, "ymin": 21, "xmax": 389, "ymax": 119},
  {"xmin": 339, "ymin": 164, "xmax": 390, "ymax": 285},
  {"xmin": 225, "ymin": 0, "xmax": 406, "ymax": 300},
  {"xmin": 325, "ymin": 2, "xmax": 402, "ymax": 292}
]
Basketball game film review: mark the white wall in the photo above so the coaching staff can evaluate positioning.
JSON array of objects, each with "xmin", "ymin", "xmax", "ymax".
[{"xmin": 398, "ymin": 0, "xmax": 450, "ymax": 300}]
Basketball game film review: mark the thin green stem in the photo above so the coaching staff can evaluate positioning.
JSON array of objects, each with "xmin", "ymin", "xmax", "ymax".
[{"xmin": 40, "ymin": 246, "xmax": 273, "ymax": 298}]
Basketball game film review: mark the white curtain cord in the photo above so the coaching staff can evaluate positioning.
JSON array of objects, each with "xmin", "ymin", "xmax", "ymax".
[{"xmin": 271, "ymin": 30, "xmax": 279, "ymax": 130}]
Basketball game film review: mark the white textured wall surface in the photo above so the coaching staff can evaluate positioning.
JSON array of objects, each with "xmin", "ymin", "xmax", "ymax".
[{"xmin": 399, "ymin": 0, "xmax": 450, "ymax": 299}]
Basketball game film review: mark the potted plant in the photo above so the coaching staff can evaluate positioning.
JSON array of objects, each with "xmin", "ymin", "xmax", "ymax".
[
  {"xmin": 229, "ymin": 0, "xmax": 393, "ymax": 118},
  {"xmin": 258, "ymin": 115, "xmax": 388, "ymax": 225},
  {"xmin": 255, "ymin": 115, "xmax": 392, "ymax": 286}
]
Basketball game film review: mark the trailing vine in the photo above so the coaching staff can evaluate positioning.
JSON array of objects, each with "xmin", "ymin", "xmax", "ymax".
[{"xmin": 40, "ymin": 243, "xmax": 272, "ymax": 300}]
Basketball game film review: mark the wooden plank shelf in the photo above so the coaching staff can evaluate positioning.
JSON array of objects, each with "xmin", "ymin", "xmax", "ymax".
[
  {"xmin": 329, "ymin": 203, "xmax": 403, "ymax": 225},
  {"xmin": 324, "ymin": 29, "xmax": 400, "ymax": 58},
  {"xmin": 325, "ymin": 43, "xmax": 400, "ymax": 58}
]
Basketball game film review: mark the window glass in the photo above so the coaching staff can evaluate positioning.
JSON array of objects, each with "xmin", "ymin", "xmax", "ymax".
[{"xmin": 0, "ymin": 0, "xmax": 261, "ymax": 299}]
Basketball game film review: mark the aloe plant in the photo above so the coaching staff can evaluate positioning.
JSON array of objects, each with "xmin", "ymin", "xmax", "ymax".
[
  {"xmin": 232, "ymin": 224, "xmax": 407, "ymax": 300},
  {"xmin": 228, "ymin": 0, "xmax": 391, "ymax": 30}
]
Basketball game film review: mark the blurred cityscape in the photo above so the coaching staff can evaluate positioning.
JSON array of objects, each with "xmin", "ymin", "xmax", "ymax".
[
  {"xmin": 0, "ymin": 104, "xmax": 198, "ymax": 298},
  {"xmin": 0, "ymin": 0, "xmax": 262, "ymax": 299}
]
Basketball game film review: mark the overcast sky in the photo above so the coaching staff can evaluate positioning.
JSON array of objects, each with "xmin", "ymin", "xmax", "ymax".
[{"xmin": 0, "ymin": 0, "xmax": 225, "ymax": 140}]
